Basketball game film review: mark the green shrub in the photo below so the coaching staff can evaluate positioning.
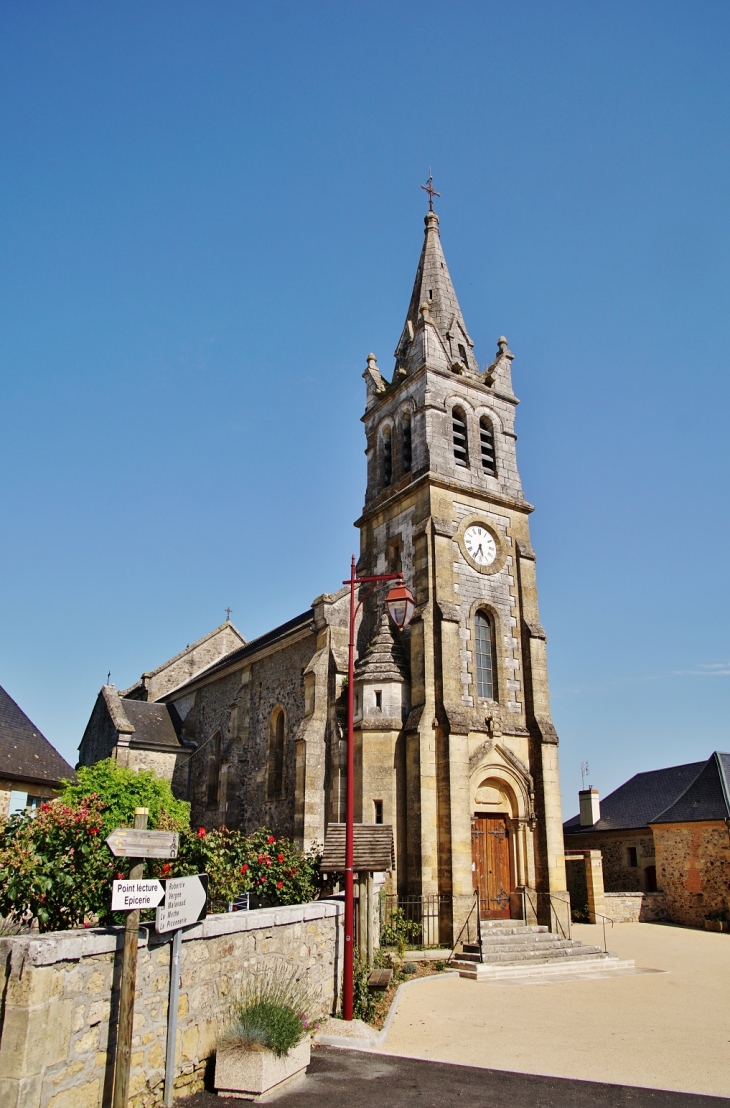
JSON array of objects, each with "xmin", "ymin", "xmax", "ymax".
[
  {"xmin": 380, "ymin": 906, "xmax": 421, "ymax": 954},
  {"xmin": 402, "ymin": 961, "xmax": 417, "ymax": 975},
  {"xmin": 352, "ymin": 953, "xmax": 375, "ymax": 1022},
  {"xmin": 222, "ymin": 968, "xmax": 317, "ymax": 1056},
  {"xmin": 59, "ymin": 760, "xmax": 190, "ymax": 833}
]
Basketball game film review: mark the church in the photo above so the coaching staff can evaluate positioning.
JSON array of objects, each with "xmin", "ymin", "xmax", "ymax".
[{"xmin": 79, "ymin": 197, "xmax": 569, "ymax": 939}]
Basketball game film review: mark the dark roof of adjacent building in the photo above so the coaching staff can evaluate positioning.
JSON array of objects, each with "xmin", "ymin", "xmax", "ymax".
[
  {"xmin": 651, "ymin": 752, "xmax": 730, "ymax": 823},
  {"xmin": 159, "ymin": 609, "xmax": 314, "ymax": 696},
  {"xmin": 0, "ymin": 683, "xmax": 75, "ymax": 787},
  {"xmin": 564, "ymin": 753, "xmax": 730, "ymax": 833}
]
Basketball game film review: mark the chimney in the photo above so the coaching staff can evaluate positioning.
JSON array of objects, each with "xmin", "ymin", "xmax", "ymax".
[{"xmin": 579, "ymin": 788, "xmax": 600, "ymax": 827}]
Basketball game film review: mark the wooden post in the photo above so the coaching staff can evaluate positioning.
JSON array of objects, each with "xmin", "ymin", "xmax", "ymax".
[
  {"xmin": 112, "ymin": 807, "xmax": 148, "ymax": 1108},
  {"xmin": 366, "ymin": 874, "xmax": 374, "ymax": 967},
  {"xmin": 357, "ymin": 873, "xmax": 368, "ymax": 960}
]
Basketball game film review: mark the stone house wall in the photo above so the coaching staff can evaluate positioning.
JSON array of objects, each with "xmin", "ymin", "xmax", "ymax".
[
  {"xmin": 0, "ymin": 901, "xmax": 342, "ymax": 1108},
  {"xmin": 652, "ymin": 820, "xmax": 730, "ymax": 927},
  {"xmin": 565, "ymin": 830, "xmax": 656, "ymax": 898}
]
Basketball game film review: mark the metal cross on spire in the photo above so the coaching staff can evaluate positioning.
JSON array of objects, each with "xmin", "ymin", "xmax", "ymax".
[
  {"xmin": 224, "ymin": 607, "xmax": 232, "ymax": 621},
  {"xmin": 420, "ymin": 174, "xmax": 440, "ymax": 211}
]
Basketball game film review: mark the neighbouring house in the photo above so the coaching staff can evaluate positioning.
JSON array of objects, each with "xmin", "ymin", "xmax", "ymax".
[
  {"xmin": 564, "ymin": 753, "xmax": 730, "ymax": 927},
  {"xmin": 0, "ymin": 683, "xmax": 75, "ymax": 819}
]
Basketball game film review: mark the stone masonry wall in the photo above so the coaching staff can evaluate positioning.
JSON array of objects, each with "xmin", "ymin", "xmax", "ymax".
[
  {"xmin": 603, "ymin": 892, "xmax": 667, "ymax": 923},
  {"xmin": 653, "ymin": 820, "xmax": 730, "ymax": 926},
  {"xmin": 0, "ymin": 901, "xmax": 342, "ymax": 1108},
  {"xmin": 565, "ymin": 831, "xmax": 656, "ymax": 894}
]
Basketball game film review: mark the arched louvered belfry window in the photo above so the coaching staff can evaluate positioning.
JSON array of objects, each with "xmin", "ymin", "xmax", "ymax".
[
  {"xmin": 480, "ymin": 416, "xmax": 496, "ymax": 476},
  {"xmin": 206, "ymin": 731, "xmax": 222, "ymax": 807},
  {"xmin": 474, "ymin": 612, "xmax": 496, "ymax": 700},
  {"xmin": 452, "ymin": 407, "xmax": 468, "ymax": 468},
  {"xmin": 401, "ymin": 411, "xmax": 412, "ymax": 473},
  {"xmin": 382, "ymin": 426, "xmax": 393, "ymax": 487},
  {"xmin": 267, "ymin": 708, "xmax": 285, "ymax": 798}
]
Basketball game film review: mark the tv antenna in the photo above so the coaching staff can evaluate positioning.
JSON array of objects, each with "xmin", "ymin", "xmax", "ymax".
[{"xmin": 581, "ymin": 761, "xmax": 590, "ymax": 789}]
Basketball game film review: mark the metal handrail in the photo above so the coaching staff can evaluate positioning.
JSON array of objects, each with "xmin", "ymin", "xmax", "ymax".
[
  {"xmin": 522, "ymin": 887, "xmax": 572, "ymax": 941},
  {"xmin": 447, "ymin": 890, "xmax": 483, "ymax": 965},
  {"xmin": 586, "ymin": 909, "xmax": 615, "ymax": 953}
]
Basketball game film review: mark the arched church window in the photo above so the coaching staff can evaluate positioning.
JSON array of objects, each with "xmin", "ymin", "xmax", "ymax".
[
  {"xmin": 479, "ymin": 417, "xmax": 496, "ymax": 476},
  {"xmin": 401, "ymin": 412, "xmax": 412, "ymax": 473},
  {"xmin": 382, "ymin": 426, "xmax": 393, "ymax": 487},
  {"xmin": 267, "ymin": 708, "xmax": 286, "ymax": 798},
  {"xmin": 206, "ymin": 731, "xmax": 222, "ymax": 807},
  {"xmin": 452, "ymin": 407, "xmax": 469, "ymax": 468},
  {"xmin": 474, "ymin": 612, "xmax": 496, "ymax": 700}
]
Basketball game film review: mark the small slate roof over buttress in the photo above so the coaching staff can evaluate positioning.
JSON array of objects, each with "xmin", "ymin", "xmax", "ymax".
[{"xmin": 0, "ymin": 683, "xmax": 75, "ymax": 787}]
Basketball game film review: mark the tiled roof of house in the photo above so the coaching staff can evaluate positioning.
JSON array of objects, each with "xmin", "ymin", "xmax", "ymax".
[
  {"xmin": 0, "ymin": 683, "xmax": 75, "ymax": 787},
  {"xmin": 651, "ymin": 752, "xmax": 730, "ymax": 823},
  {"xmin": 564, "ymin": 760, "xmax": 706, "ymax": 833}
]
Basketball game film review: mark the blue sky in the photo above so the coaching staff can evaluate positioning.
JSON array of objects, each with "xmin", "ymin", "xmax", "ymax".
[{"xmin": 0, "ymin": 1, "xmax": 728, "ymax": 814}]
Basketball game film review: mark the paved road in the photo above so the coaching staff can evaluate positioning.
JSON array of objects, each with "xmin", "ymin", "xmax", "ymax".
[{"xmin": 178, "ymin": 1046, "xmax": 730, "ymax": 1107}]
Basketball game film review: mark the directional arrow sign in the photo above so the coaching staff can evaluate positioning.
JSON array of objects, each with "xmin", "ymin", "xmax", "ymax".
[
  {"xmin": 112, "ymin": 879, "xmax": 165, "ymax": 911},
  {"xmin": 106, "ymin": 828, "xmax": 179, "ymax": 859},
  {"xmin": 155, "ymin": 874, "xmax": 209, "ymax": 933}
]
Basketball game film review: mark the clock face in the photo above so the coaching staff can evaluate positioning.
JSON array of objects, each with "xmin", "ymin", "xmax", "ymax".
[{"xmin": 464, "ymin": 524, "xmax": 497, "ymax": 566}]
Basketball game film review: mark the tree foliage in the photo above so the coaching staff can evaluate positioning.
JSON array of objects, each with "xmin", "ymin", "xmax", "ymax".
[{"xmin": 59, "ymin": 759, "xmax": 190, "ymax": 833}]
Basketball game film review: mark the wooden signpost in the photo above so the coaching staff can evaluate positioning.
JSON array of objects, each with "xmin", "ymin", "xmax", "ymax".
[{"xmin": 108, "ymin": 811, "xmax": 180, "ymax": 1108}]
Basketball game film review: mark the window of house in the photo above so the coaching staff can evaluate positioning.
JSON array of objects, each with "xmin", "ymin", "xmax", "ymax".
[
  {"xmin": 267, "ymin": 709, "xmax": 285, "ymax": 798},
  {"xmin": 206, "ymin": 731, "xmax": 222, "ymax": 807},
  {"xmin": 627, "ymin": 846, "xmax": 638, "ymax": 867},
  {"xmin": 374, "ymin": 800, "xmax": 383, "ymax": 824},
  {"xmin": 480, "ymin": 417, "xmax": 496, "ymax": 476},
  {"xmin": 452, "ymin": 408, "xmax": 468, "ymax": 467},
  {"xmin": 475, "ymin": 611, "xmax": 496, "ymax": 699},
  {"xmin": 383, "ymin": 426, "xmax": 393, "ymax": 487},
  {"xmin": 401, "ymin": 412, "xmax": 412, "ymax": 473}
]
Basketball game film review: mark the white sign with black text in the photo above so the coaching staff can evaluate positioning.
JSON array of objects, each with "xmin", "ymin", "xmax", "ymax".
[
  {"xmin": 155, "ymin": 874, "xmax": 208, "ymax": 933},
  {"xmin": 111, "ymin": 879, "xmax": 165, "ymax": 911}
]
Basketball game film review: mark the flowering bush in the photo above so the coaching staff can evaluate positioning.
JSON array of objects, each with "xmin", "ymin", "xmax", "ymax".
[
  {"xmin": 0, "ymin": 796, "xmax": 115, "ymax": 932},
  {"xmin": 59, "ymin": 759, "xmax": 189, "ymax": 834},
  {"xmin": 154, "ymin": 825, "xmax": 320, "ymax": 912}
]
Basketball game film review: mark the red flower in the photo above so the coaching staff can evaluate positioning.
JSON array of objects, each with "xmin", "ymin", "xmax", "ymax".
[
  {"xmin": 267, "ymin": 836, "xmax": 275, "ymax": 844},
  {"xmin": 257, "ymin": 855, "xmax": 265, "ymax": 864},
  {"xmin": 266, "ymin": 858, "xmax": 271, "ymax": 867},
  {"xmin": 197, "ymin": 827, "xmax": 207, "ymax": 838},
  {"xmin": 277, "ymin": 853, "xmax": 284, "ymax": 863},
  {"xmin": 277, "ymin": 880, "xmax": 283, "ymax": 889},
  {"xmin": 161, "ymin": 863, "xmax": 172, "ymax": 875},
  {"xmin": 240, "ymin": 864, "xmax": 248, "ymax": 874},
  {"xmin": 89, "ymin": 827, "xmax": 99, "ymax": 835},
  {"xmin": 116, "ymin": 872, "xmax": 125, "ymax": 880},
  {"xmin": 258, "ymin": 877, "xmax": 266, "ymax": 884}
]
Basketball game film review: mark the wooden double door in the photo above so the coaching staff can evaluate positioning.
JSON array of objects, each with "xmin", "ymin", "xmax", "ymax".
[{"xmin": 472, "ymin": 816, "xmax": 512, "ymax": 919}]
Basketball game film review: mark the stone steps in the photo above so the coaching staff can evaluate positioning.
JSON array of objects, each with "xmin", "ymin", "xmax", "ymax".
[{"xmin": 451, "ymin": 917, "xmax": 635, "ymax": 980}]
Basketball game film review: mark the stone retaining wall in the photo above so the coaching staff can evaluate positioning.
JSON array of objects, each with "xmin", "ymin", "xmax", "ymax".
[
  {"xmin": 603, "ymin": 891, "xmax": 667, "ymax": 923},
  {"xmin": 0, "ymin": 900, "xmax": 342, "ymax": 1108}
]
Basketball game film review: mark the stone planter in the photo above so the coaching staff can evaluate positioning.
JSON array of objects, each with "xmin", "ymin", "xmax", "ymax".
[
  {"xmin": 704, "ymin": 919, "xmax": 729, "ymax": 932},
  {"xmin": 215, "ymin": 1037, "xmax": 311, "ymax": 1100}
]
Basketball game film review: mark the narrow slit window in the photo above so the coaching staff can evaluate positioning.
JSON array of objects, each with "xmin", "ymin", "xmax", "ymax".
[
  {"xmin": 480, "ymin": 417, "xmax": 496, "ymax": 476},
  {"xmin": 383, "ymin": 427, "xmax": 392, "ymax": 487},
  {"xmin": 452, "ymin": 408, "xmax": 469, "ymax": 468},
  {"xmin": 267, "ymin": 709, "xmax": 285, "ymax": 798},
  {"xmin": 475, "ymin": 612, "xmax": 495, "ymax": 700},
  {"xmin": 207, "ymin": 731, "xmax": 221, "ymax": 807},
  {"xmin": 374, "ymin": 690, "xmax": 382, "ymax": 710},
  {"xmin": 374, "ymin": 800, "xmax": 384, "ymax": 824},
  {"xmin": 401, "ymin": 413, "xmax": 412, "ymax": 473},
  {"xmin": 627, "ymin": 847, "xmax": 638, "ymax": 868}
]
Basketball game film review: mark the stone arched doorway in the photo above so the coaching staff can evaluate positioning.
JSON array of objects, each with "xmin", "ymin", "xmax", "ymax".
[{"xmin": 471, "ymin": 776, "xmax": 522, "ymax": 920}]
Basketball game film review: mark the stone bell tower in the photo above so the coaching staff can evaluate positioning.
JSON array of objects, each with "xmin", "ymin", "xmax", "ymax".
[{"xmin": 353, "ymin": 198, "xmax": 568, "ymax": 937}]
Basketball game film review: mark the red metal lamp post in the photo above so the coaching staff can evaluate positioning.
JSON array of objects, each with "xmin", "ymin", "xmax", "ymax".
[{"xmin": 342, "ymin": 555, "xmax": 415, "ymax": 1020}]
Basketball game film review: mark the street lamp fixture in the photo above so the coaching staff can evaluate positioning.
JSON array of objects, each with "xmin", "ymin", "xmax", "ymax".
[{"xmin": 341, "ymin": 556, "xmax": 415, "ymax": 1021}]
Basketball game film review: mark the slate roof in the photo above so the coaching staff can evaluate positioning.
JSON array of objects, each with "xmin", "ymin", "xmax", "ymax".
[
  {"xmin": 121, "ymin": 700, "xmax": 182, "ymax": 750},
  {"xmin": 0, "ymin": 683, "xmax": 75, "ymax": 787},
  {"xmin": 564, "ymin": 753, "xmax": 730, "ymax": 833},
  {"xmin": 651, "ymin": 753, "xmax": 730, "ymax": 823}
]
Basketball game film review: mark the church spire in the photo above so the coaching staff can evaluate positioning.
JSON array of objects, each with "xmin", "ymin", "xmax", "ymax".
[{"xmin": 394, "ymin": 195, "xmax": 479, "ymax": 378}]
